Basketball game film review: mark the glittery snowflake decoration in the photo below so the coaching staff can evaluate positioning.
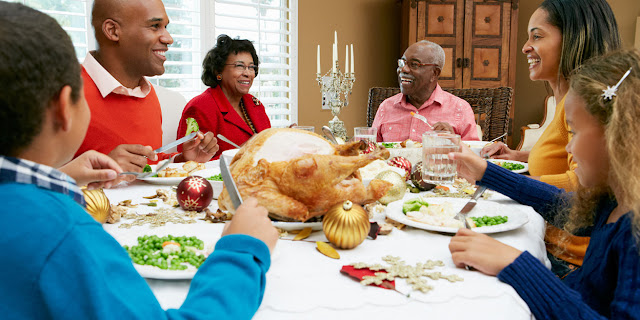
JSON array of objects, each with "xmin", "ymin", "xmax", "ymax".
[
  {"xmin": 349, "ymin": 255, "xmax": 463, "ymax": 295},
  {"xmin": 181, "ymin": 197, "xmax": 201, "ymax": 210},
  {"xmin": 186, "ymin": 177, "xmax": 208, "ymax": 192},
  {"xmin": 601, "ymin": 67, "xmax": 632, "ymax": 101}
]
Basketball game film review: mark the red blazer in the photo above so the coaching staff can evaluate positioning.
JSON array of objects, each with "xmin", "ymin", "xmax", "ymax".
[{"xmin": 176, "ymin": 86, "xmax": 271, "ymax": 159}]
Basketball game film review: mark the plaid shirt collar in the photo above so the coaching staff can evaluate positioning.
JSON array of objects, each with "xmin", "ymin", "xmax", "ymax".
[{"xmin": 0, "ymin": 156, "xmax": 85, "ymax": 206}]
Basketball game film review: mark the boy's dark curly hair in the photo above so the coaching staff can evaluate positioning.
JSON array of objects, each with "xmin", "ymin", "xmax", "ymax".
[{"xmin": 0, "ymin": 2, "xmax": 82, "ymax": 156}]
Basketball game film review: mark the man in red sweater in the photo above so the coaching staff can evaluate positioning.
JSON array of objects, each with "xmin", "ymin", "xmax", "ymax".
[{"xmin": 75, "ymin": 0, "xmax": 219, "ymax": 176}]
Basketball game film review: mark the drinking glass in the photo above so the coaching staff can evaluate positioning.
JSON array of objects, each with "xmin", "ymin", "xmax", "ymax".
[
  {"xmin": 293, "ymin": 126, "xmax": 315, "ymax": 132},
  {"xmin": 422, "ymin": 131, "xmax": 460, "ymax": 184},
  {"xmin": 354, "ymin": 127, "xmax": 377, "ymax": 143}
]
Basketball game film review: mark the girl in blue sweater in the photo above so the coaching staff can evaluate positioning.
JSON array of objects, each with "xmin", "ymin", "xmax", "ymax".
[{"xmin": 449, "ymin": 49, "xmax": 640, "ymax": 319}]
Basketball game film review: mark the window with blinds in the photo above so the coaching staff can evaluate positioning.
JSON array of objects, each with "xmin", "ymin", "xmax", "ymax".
[
  {"xmin": 7, "ymin": 0, "xmax": 93, "ymax": 59},
  {"xmin": 9, "ymin": 0, "xmax": 297, "ymax": 127},
  {"xmin": 213, "ymin": 0, "xmax": 296, "ymax": 127}
]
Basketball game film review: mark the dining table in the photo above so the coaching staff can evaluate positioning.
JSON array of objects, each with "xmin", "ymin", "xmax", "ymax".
[{"xmin": 103, "ymin": 159, "xmax": 549, "ymax": 320}]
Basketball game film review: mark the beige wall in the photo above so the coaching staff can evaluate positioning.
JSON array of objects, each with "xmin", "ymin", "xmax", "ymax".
[
  {"xmin": 297, "ymin": 0, "xmax": 640, "ymax": 146},
  {"xmin": 297, "ymin": 0, "xmax": 402, "ymax": 135}
]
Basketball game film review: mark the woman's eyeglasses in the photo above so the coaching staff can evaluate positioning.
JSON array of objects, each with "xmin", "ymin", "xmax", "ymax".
[
  {"xmin": 226, "ymin": 63, "xmax": 259, "ymax": 74},
  {"xmin": 397, "ymin": 59, "xmax": 438, "ymax": 71}
]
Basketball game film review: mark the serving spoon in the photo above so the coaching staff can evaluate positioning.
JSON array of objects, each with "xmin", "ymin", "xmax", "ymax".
[{"xmin": 322, "ymin": 126, "xmax": 339, "ymax": 144}]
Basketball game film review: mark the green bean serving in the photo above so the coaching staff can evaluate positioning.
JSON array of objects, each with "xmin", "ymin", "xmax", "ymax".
[
  {"xmin": 206, "ymin": 174, "xmax": 223, "ymax": 181},
  {"xmin": 470, "ymin": 215, "xmax": 508, "ymax": 227},
  {"xmin": 123, "ymin": 235, "xmax": 206, "ymax": 270},
  {"xmin": 498, "ymin": 162, "xmax": 525, "ymax": 171}
]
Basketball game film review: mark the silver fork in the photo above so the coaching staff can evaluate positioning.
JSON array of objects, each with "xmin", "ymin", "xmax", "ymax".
[{"xmin": 119, "ymin": 159, "xmax": 172, "ymax": 179}]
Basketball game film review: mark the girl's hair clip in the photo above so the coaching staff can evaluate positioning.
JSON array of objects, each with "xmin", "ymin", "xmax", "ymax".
[{"xmin": 602, "ymin": 67, "xmax": 632, "ymax": 101}]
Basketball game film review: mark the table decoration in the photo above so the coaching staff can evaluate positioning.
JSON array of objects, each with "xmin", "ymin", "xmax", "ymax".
[
  {"xmin": 82, "ymin": 188, "xmax": 111, "ymax": 223},
  {"xmin": 176, "ymin": 176, "xmax": 213, "ymax": 211},
  {"xmin": 388, "ymin": 156, "xmax": 412, "ymax": 180},
  {"xmin": 343, "ymin": 256, "xmax": 463, "ymax": 295},
  {"xmin": 323, "ymin": 200, "xmax": 370, "ymax": 249},
  {"xmin": 316, "ymin": 241, "xmax": 340, "ymax": 259},
  {"xmin": 375, "ymin": 170, "xmax": 406, "ymax": 205},
  {"xmin": 316, "ymin": 31, "xmax": 355, "ymax": 141},
  {"xmin": 410, "ymin": 162, "xmax": 436, "ymax": 191}
]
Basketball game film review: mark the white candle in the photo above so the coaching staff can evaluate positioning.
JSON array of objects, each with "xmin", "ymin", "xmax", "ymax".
[
  {"xmin": 317, "ymin": 45, "xmax": 321, "ymax": 74},
  {"xmin": 332, "ymin": 43, "xmax": 337, "ymax": 73},
  {"xmin": 350, "ymin": 44, "xmax": 354, "ymax": 74},
  {"xmin": 334, "ymin": 30, "xmax": 338, "ymax": 47},
  {"xmin": 345, "ymin": 44, "xmax": 349, "ymax": 74}
]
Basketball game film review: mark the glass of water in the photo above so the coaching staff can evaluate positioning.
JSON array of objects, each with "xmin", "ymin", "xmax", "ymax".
[
  {"xmin": 422, "ymin": 131, "xmax": 460, "ymax": 184},
  {"xmin": 354, "ymin": 127, "xmax": 377, "ymax": 143}
]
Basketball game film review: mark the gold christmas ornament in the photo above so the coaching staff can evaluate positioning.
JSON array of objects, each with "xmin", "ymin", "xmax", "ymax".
[
  {"xmin": 82, "ymin": 188, "xmax": 111, "ymax": 223},
  {"xmin": 323, "ymin": 200, "xmax": 370, "ymax": 249},
  {"xmin": 375, "ymin": 170, "xmax": 406, "ymax": 205}
]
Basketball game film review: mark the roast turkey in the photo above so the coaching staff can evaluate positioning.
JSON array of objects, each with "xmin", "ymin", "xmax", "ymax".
[{"xmin": 218, "ymin": 128, "xmax": 392, "ymax": 221}]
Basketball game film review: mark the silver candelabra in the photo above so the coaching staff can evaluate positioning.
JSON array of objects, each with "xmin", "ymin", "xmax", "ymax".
[{"xmin": 316, "ymin": 62, "xmax": 355, "ymax": 141}]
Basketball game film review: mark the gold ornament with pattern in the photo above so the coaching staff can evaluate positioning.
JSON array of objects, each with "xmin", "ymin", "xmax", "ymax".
[
  {"xmin": 82, "ymin": 188, "xmax": 111, "ymax": 223},
  {"xmin": 322, "ymin": 200, "xmax": 370, "ymax": 249}
]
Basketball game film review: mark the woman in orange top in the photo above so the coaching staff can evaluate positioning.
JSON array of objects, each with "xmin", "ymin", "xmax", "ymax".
[{"xmin": 480, "ymin": 0, "xmax": 621, "ymax": 277}]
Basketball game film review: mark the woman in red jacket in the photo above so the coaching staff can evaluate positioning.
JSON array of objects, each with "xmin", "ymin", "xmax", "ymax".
[{"xmin": 177, "ymin": 35, "xmax": 271, "ymax": 159}]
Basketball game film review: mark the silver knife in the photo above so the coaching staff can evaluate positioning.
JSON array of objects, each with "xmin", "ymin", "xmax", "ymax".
[
  {"xmin": 219, "ymin": 156, "xmax": 243, "ymax": 209},
  {"xmin": 455, "ymin": 186, "xmax": 488, "ymax": 228},
  {"xmin": 154, "ymin": 132, "xmax": 197, "ymax": 153}
]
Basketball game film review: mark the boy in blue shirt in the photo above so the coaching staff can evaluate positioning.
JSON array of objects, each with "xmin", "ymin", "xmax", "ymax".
[{"xmin": 0, "ymin": 3, "xmax": 278, "ymax": 319}]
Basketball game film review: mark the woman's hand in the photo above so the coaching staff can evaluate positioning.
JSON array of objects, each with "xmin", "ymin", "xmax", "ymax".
[
  {"xmin": 222, "ymin": 197, "xmax": 279, "ymax": 253},
  {"xmin": 481, "ymin": 142, "xmax": 529, "ymax": 162},
  {"xmin": 180, "ymin": 131, "xmax": 219, "ymax": 163},
  {"xmin": 60, "ymin": 150, "xmax": 123, "ymax": 189},
  {"xmin": 449, "ymin": 143, "xmax": 488, "ymax": 184},
  {"xmin": 449, "ymin": 228, "xmax": 522, "ymax": 276}
]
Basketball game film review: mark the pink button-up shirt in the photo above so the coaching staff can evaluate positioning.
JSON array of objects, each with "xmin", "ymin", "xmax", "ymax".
[
  {"xmin": 82, "ymin": 52, "xmax": 152, "ymax": 98},
  {"xmin": 371, "ymin": 84, "xmax": 479, "ymax": 142}
]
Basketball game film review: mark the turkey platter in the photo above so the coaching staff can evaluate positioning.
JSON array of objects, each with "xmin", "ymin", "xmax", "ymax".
[{"xmin": 218, "ymin": 128, "xmax": 392, "ymax": 221}]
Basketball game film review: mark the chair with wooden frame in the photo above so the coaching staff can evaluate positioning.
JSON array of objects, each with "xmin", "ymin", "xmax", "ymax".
[
  {"xmin": 367, "ymin": 87, "xmax": 513, "ymax": 142},
  {"xmin": 516, "ymin": 95, "xmax": 556, "ymax": 151}
]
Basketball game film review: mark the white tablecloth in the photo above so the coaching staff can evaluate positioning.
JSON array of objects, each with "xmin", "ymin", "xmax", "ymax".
[{"xmin": 104, "ymin": 178, "xmax": 548, "ymax": 320}]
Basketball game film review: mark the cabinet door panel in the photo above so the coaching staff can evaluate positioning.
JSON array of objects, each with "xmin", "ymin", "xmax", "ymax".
[
  {"xmin": 426, "ymin": 4, "xmax": 456, "ymax": 36},
  {"xmin": 415, "ymin": 0, "xmax": 464, "ymax": 88},
  {"xmin": 464, "ymin": 0, "xmax": 511, "ymax": 88},
  {"xmin": 471, "ymin": 47, "xmax": 501, "ymax": 80},
  {"xmin": 473, "ymin": 3, "xmax": 502, "ymax": 37}
]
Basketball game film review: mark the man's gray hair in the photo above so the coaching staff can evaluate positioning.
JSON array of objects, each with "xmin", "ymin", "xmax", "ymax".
[{"xmin": 418, "ymin": 40, "xmax": 445, "ymax": 69}]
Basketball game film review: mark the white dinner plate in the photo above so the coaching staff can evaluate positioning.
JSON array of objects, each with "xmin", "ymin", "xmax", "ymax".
[
  {"xmin": 138, "ymin": 161, "xmax": 220, "ymax": 185},
  {"xmin": 463, "ymin": 140, "xmax": 490, "ymax": 156},
  {"xmin": 134, "ymin": 264, "xmax": 198, "ymax": 280},
  {"xmin": 487, "ymin": 159, "xmax": 529, "ymax": 174},
  {"xmin": 385, "ymin": 196, "xmax": 529, "ymax": 234}
]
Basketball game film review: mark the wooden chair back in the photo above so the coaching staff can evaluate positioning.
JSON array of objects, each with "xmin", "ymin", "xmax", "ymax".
[{"xmin": 366, "ymin": 86, "xmax": 513, "ymax": 142}]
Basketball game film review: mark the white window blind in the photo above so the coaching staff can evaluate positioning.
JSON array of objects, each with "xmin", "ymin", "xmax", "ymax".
[
  {"xmin": 7, "ymin": 0, "xmax": 93, "ymax": 59},
  {"xmin": 10, "ymin": 0, "xmax": 297, "ymax": 127},
  {"xmin": 212, "ymin": 0, "xmax": 296, "ymax": 127}
]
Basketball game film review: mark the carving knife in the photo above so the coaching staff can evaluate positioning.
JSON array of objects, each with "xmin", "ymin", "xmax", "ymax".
[{"xmin": 220, "ymin": 156, "xmax": 243, "ymax": 209}]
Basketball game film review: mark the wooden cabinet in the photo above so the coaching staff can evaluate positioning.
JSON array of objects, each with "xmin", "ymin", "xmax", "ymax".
[{"xmin": 401, "ymin": 0, "xmax": 519, "ymax": 139}]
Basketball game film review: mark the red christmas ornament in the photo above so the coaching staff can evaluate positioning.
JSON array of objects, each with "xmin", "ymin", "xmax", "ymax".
[
  {"xmin": 361, "ymin": 141, "xmax": 376, "ymax": 154},
  {"xmin": 176, "ymin": 176, "xmax": 213, "ymax": 211},
  {"xmin": 388, "ymin": 156, "xmax": 412, "ymax": 180}
]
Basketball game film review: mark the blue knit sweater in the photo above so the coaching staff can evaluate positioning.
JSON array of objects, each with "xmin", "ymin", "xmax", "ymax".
[
  {"xmin": 0, "ymin": 183, "xmax": 271, "ymax": 320},
  {"xmin": 480, "ymin": 163, "xmax": 640, "ymax": 319}
]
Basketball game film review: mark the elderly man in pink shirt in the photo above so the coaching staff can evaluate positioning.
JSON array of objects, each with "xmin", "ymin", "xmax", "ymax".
[{"xmin": 372, "ymin": 40, "xmax": 479, "ymax": 142}]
